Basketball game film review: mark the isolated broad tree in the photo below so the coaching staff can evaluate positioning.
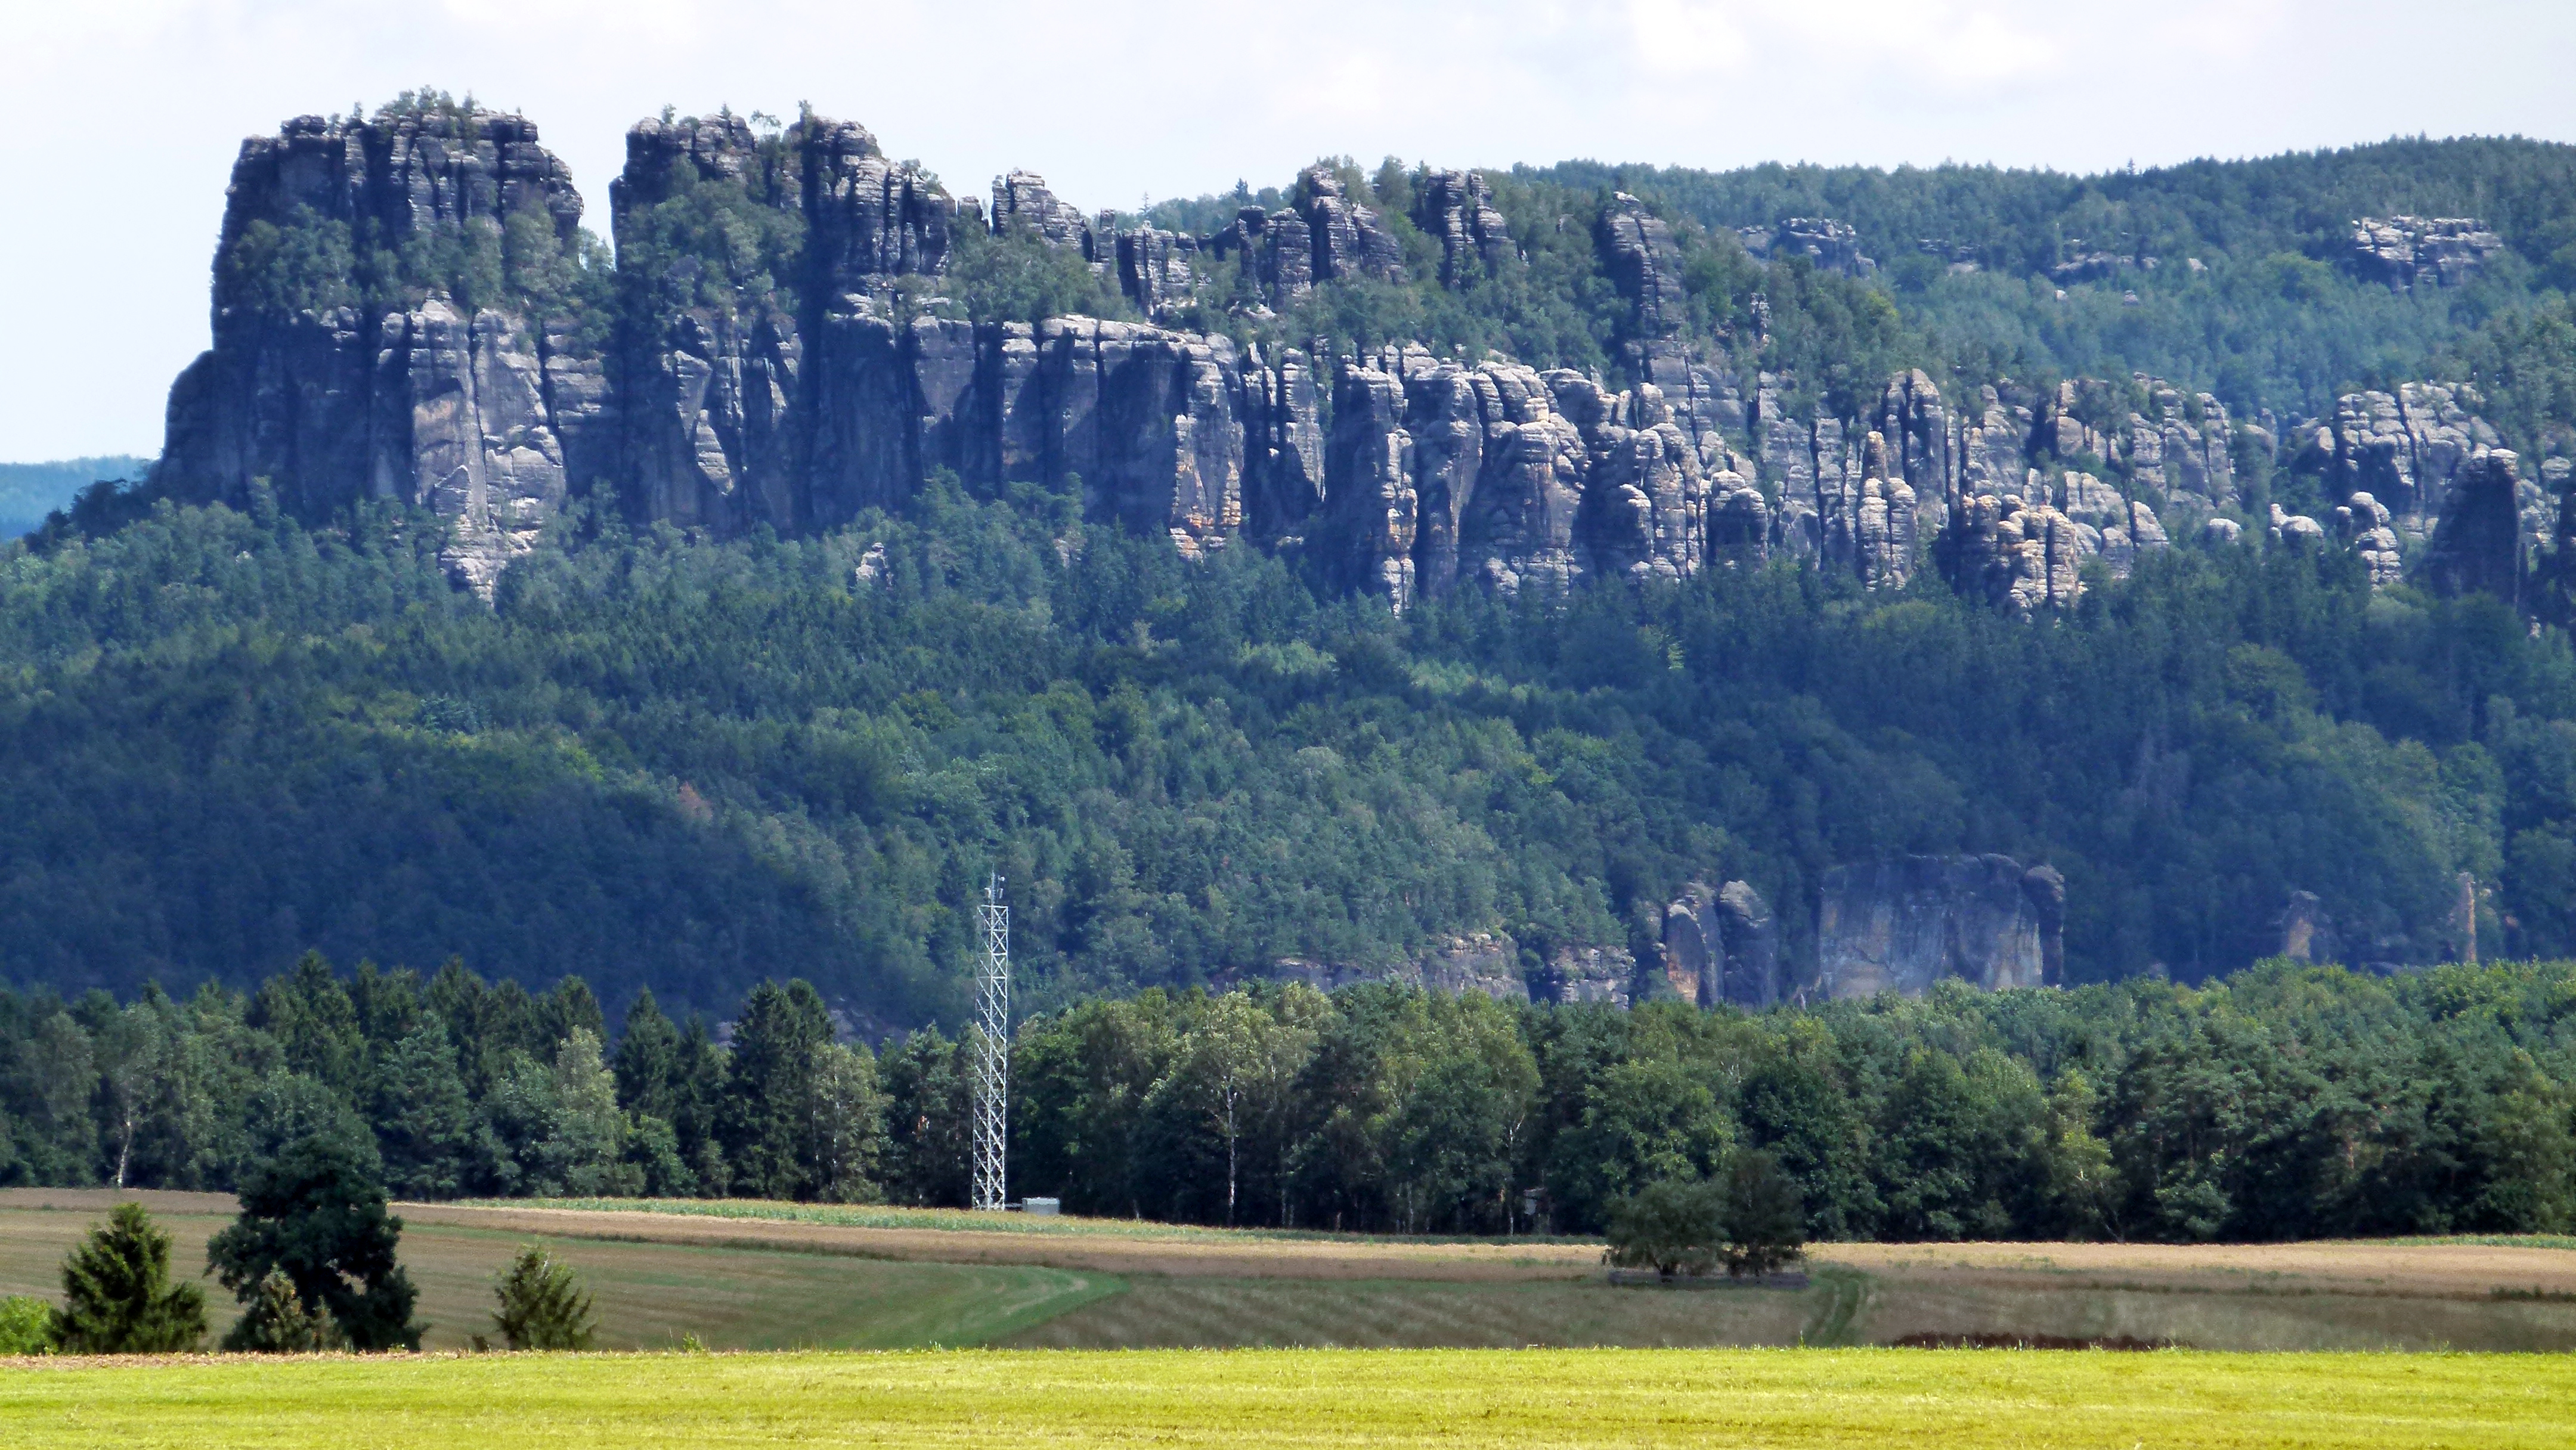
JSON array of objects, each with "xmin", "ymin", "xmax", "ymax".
[
  {"xmin": 1603, "ymin": 1178, "xmax": 1724, "ymax": 1279},
  {"xmin": 1716, "ymin": 1151, "xmax": 1807, "ymax": 1278},
  {"xmin": 209, "ymin": 1132, "xmax": 422, "ymax": 1350}
]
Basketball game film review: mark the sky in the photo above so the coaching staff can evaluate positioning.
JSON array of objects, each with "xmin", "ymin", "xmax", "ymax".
[{"xmin": 2, "ymin": 0, "xmax": 2571, "ymax": 461}]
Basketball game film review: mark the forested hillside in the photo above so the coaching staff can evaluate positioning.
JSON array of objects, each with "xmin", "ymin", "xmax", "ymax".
[
  {"xmin": 5, "ymin": 479, "xmax": 2571, "ymax": 1023},
  {"xmin": 7, "ymin": 111, "xmax": 2576, "ymax": 1027}
]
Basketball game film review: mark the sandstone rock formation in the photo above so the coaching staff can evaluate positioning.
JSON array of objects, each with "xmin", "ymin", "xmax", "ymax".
[
  {"xmin": 1664, "ymin": 880, "xmax": 1780, "ymax": 1009},
  {"xmin": 2270, "ymin": 503, "xmax": 2329, "ymax": 551},
  {"xmin": 158, "ymin": 106, "xmax": 592, "ymax": 593},
  {"xmin": 2328, "ymin": 383, "xmax": 2498, "ymax": 537},
  {"xmin": 2278, "ymin": 890, "xmax": 2340, "ymax": 963},
  {"xmin": 1589, "ymin": 190, "xmax": 1751, "ymax": 481},
  {"xmin": 2415, "ymin": 450, "xmax": 2525, "ymax": 604},
  {"xmin": 1754, "ymin": 388, "xmax": 1923, "ymax": 588},
  {"xmin": 1741, "ymin": 218, "xmax": 1874, "ymax": 277},
  {"xmin": 2335, "ymin": 491, "xmax": 2405, "ymax": 586},
  {"xmin": 1416, "ymin": 170, "xmax": 1513, "ymax": 286},
  {"xmin": 1599, "ymin": 194, "xmax": 1691, "ymax": 339},
  {"xmin": 2349, "ymin": 216, "xmax": 2507, "ymax": 290},
  {"xmin": 160, "ymin": 107, "xmax": 2565, "ymax": 637},
  {"xmin": 991, "ymin": 169, "xmax": 1095, "ymax": 250},
  {"xmin": 1311, "ymin": 348, "xmax": 1714, "ymax": 605},
  {"xmin": 1293, "ymin": 166, "xmax": 1405, "ymax": 284},
  {"xmin": 1818, "ymin": 855, "xmax": 2061, "ymax": 999},
  {"xmin": 1942, "ymin": 493, "xmax": 2088, "ymax": 613},
  {"xmin": 1204, "ymin": 206, "xmax": 1313, "ymax": 309}
]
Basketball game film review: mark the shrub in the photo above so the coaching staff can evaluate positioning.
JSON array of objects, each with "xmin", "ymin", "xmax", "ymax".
[
  {"xmin": 228, "ymin": 1268, "xmax": 334, "ymax": 1353},
  {"xmin": 54, "ymin": 1203, "xmax": 206, "ymax": 1353},
  {"xmin": 493, "ymin": 1245, "xmax": 596, "ymax": 1350},
  {"xmin": 0, "ymin": 1294, "xmax": 58, "ymax": 1355}
]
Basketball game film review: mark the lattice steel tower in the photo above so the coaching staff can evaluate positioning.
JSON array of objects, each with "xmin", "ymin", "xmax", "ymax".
[{"xmin": 971, "ymin": 873, "xmax": 1011, "ymax": 1212}]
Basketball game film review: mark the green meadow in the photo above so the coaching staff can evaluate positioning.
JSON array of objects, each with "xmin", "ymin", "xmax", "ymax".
[{"xmin": 4, "ymin": 1348, "xmax": 2571, "ymax": 1449}]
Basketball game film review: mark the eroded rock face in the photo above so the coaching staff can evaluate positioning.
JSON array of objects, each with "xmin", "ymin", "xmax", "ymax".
[
  {"xmin": 1664, "ymin": 880, "xmax": 1781, "ymax": 1009},
  {"xmin": 1295, "ymin": 166, "xmax": 1404, "ymax": 284},
  {"xmin": 187, "ymin": 110, "xmax": 2571, "ymax": 646},
  {"xmin": 2336, "ymin": 491, "xmax": 2405, "ymax": 586},
  {"xmin": 2416, "ymin": 450, "xmax": 2525, "ymax": 604},
  {"xmin": 1205, "ymin": 207, "xmax": 1313, "ymax": 309},
  {"xmin": 1417, "ymin": 170, "xmax": 1513, "ymax": 286},
  {"xmin": 2270, "ymin": 503, "xmax": 2328, "ymax": 551},
  {"xmin": 1599, "ymin": 193, "xmax": 1691, "ymax": 338},
  {"xmin": 2350, "ymin": 216, "xmax": 2506, "ymax": 290},
  {"xmin": 1598, "ymin": 193, "xmax": 1747, "ymax": 473},
  {"xmin": 1877, "ymin": 370, "xmax": 1951, "ymax": 534},
  {"xmin": 158, "ymin": 107, "xmax": 593, "ymax": 593},
  {"xmin": 1115, "ymin": 227, "xmax": 1202, "ymax": 323},
  {"xmin": 2329, "ymin": 383, "xmax": 2498, "ymax": 536},
  {"xmin": 1753, "ymin": 388, "xmax": 1924, "ymax": 588},
  {"xmin": 991, "ymin": 170, "xmax": 1095, "ymax": 251},
  {"xmin": 1818, "ymin": 855, "xmax": 2061, "ymax": 999},
  {"xmin": 1943, "ymin": 494, "xmax": 2087, "ymax": 614},
  {"xmin": 1306, "ymin": 351, "xmax": 1717, "ymax": 605},
  {"xmin": 1742, "ymin": 218, "xmax": 1874, "ymax": 277}
]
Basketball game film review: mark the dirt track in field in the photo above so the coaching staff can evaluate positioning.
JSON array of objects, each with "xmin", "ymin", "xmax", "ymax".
[{"xmin": 7, "ymin": 1188, "xmax": 2568, "ymax": 1297}]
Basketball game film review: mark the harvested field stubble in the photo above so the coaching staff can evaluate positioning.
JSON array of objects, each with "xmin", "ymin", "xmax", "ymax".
[{"xmin": 1, "ymin": 1348, "xmax": 2571, "ymax": 1449}]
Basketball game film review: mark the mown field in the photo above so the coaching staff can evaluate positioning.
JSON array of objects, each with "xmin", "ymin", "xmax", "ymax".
[
  {"xmin": 5, "ymin": 1189, "xmax": 2574, "ymax": 1352},
  {"xmin": 4, "ymin": 1348, "xmax": 2573, "ymax": 1449}
]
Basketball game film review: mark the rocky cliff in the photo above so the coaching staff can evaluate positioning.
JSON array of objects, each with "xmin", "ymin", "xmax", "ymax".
[
  {"xmin": 156, "ymin": 105, "xmax": 2559, "ymax": 623},
  {"xmin": 1818, "ymin": 856, "xmax": 2063, "ymax": 999},
  {"xmin": 159, "ymin": 107, "xmax": 591, "ymax": 591}
]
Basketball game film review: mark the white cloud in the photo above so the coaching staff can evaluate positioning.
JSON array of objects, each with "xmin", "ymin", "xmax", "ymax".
[
  {"xmin": 0, "ymin": 0, "xmax": 2566, "ymax": 457},
  {"xmin": 1629, "ymin": 0, "xmax": 1751, "ymax": 78}
]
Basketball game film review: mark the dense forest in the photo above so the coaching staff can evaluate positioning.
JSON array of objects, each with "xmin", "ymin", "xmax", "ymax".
[
  {"xmin": 4, "ymin": 955, "xmax": 2571, "ymax": 1241},
  {"xmin": 7, "ymin": 481, "xmax": 2575, "ymax": 1024}
]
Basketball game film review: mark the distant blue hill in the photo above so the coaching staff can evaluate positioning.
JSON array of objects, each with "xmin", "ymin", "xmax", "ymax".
[{"xmin": 1, "ymin": 457, "xmax": 153, "ymax": 538}]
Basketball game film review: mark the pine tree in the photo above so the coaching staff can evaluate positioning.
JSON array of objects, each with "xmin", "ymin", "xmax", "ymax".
[
  {"xmin": 611, "ymin": 989, "xmax": 681, "ymax": 1121},
  {"xmin": 228, "ymin": 1268, "xmax": 332, "ymax": 1352},
  {"xmin": 369, "ymin": 1016, "xmax": 477, "ymax": 1199},
  {"xmin": 491, "ymin": 1245, "xmax": 596, "ymax": 1350},
  {"xmin": 722, "ymin": 981, "xmax": 832, "ymax": 1199},
  {"xmin": 54, "ymin": 1202, "xmax": 206, "ymax": 1353}
]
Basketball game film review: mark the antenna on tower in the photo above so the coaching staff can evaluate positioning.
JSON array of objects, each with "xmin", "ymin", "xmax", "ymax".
[{"xmin": 971, "ymin": 873, "xmax": 1010, "ymax": 1212}]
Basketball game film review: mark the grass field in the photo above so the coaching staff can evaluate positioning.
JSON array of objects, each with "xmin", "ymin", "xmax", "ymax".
[
  {"xmin": 5, "ymin": 1189, "xmax": 2573, "ymax": 1352},
  {"xmin": 3, "ymin": 1348, "xmax": 2572, "ymax": 1449}
]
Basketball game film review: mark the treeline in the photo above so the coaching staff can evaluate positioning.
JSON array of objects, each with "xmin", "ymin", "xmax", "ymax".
[{"xmin": 7, "ymin": 954, "xmax": 2572, "ymax": 1241}]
